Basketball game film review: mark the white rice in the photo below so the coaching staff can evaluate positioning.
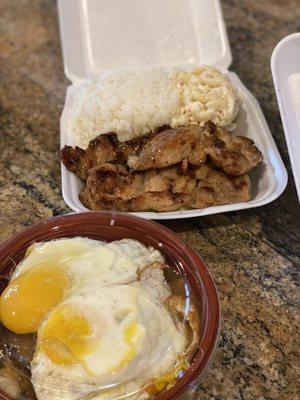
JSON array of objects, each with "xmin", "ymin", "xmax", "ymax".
[
  {"xmin": 67, "ymin": 69, "xmax": 179, "ymax": 148},
  {"xmin": 66, "ymin": 67, "xmax": 240, "ymax": 149}
]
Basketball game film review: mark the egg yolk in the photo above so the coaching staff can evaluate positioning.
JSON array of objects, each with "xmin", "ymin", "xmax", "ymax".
[
  {"xmin": 116, "ymin": 321, "xmax": 140, "ymax": 370},
  {"xmin": 38, "ymin": 304, "xmax": 97, "ymax": 367},
  {"xmin": 0, "ymin": 263, "xmax": 68, "ymax": 334}
]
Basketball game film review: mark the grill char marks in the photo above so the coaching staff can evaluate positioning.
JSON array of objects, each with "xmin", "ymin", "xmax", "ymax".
[
  {"xmin": 59, "ymin": 132, "xmax": 152, "ymax": 181},
  {"xmin": 60, "ymin": 122, "xmax": 262, "ymax": 212},
  {"xmin": 79, "ymin": 164, "xmax": 251, "ymax": 212},
  {"xmin": 127, "ymin": 122, "xmax": 263, "ymax": 175},
  {"xmin": 203, "ymin": 122, "xmax": 263, "ymax": 175}
]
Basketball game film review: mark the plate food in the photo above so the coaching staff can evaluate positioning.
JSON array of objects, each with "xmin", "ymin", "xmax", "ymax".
[
  {"xmin": 60, "ymin": 67, "xmax": 263, "ymax": 213},
  {"xmin": 59, "ymin": 0, "xmax": 287, "ymax": 219}
]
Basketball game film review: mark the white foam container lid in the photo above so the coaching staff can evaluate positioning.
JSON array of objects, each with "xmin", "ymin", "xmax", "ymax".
[
  {"xmin": 58, "ymin": 0, "xmax": 287, "ymax": 219},
  {"xmin": 271, "ymin": 33, "xmax": 300, "ymax": 202}
]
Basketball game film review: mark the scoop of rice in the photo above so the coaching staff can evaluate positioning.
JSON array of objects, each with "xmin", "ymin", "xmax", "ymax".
[
  {"xmin": 67, "ymin": 67, "xmax": 240, "ymax": 148},
  {"xmin": 67, "ymin": 69, "xmax": 179, "ymax": 148}
]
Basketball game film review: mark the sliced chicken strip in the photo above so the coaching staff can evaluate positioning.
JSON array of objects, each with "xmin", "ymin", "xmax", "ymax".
[
  {"xmin": 192, "ymin": 164, "xmax": 251, "ymax": 207},
  {"xmin": 59, "ymin": 134, "xmax": 117, "ymax": 181},
  {"xmin": 203, "ymin": 122, "xmax": 263, "ymax": 175},
  {"xmin": 127, "ymin": 125, "xmax": 206, "ymax": 171},
  {"xmin": 60, "ymin": 132, "xmax": 151, "ymax": 181},
  {"xmin": 79, "ymin": 163, "xmax": 250, "ymax": 212},
  {"xmin": 61, "ymin": 123, "xmax": 262, "ymax": 179},
  {"xmin": 128, "ymin": 122, "xmax": 262, "ymax": 175}
]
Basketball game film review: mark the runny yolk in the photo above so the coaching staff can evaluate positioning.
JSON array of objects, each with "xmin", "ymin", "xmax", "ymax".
[
  {"xmin": 0, "ymin": 263, "xmax": 68, "ymax": 334},
  {"xmin": 107, "ymin": 321, "xmax": 143, "ymax": 373},
  {"xmin": 38, "ymin": 304, "xmax": 97, "ymax": 367},
  {"xmin": 119, "ymin": 321, "xmax": 139, "ymax": 368}
]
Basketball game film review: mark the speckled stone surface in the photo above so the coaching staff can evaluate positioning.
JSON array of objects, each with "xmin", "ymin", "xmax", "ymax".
[{"xmin": 0, "ymin": 0, "xmax": 299, "ymax": 399}]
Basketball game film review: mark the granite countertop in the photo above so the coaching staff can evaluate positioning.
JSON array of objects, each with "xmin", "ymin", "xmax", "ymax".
[{"xmin": 0, "ymin": 0, "xmax": 299, "ymax": 399}]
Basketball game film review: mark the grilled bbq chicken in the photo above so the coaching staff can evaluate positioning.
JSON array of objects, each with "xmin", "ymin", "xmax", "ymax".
[
  {"xmin": 60, "ymin": 121, "xmax": 262, "ymax": 212},
  {"xmin": 79, "ymin": 163, "xmax": 250, "ymax": 212}
]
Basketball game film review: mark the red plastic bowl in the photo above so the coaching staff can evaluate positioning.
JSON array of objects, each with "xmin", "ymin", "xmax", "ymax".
[{"xmin": 0, "ymin": 212, "xmax": 220, "ymax": 400}]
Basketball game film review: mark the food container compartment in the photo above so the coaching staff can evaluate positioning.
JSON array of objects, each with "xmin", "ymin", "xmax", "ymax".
[
  {"xmin": 58, "ymin": 0, "xmax": 287, "ymax": 219},
  {"xmin": 0, "ymin": 212, "xmax": 220, "ymax": 400}
]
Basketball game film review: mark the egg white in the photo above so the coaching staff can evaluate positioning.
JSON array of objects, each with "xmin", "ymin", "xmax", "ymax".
[
  {"xmin": 31, "ymin": 283, "xmax": 186, "ymax": 400},
  {"xmin": 12, "ymin": 237, "xmax": 163, "ymax": 290}
]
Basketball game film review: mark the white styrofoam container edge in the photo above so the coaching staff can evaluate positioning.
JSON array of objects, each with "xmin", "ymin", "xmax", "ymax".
[
  {"xmin": 57, "ymin": 0, "xmax": 232, "ymax": 82},
  {"xmin": 271, "ymin": 33, "xmax": 300, "ymax": 201}
]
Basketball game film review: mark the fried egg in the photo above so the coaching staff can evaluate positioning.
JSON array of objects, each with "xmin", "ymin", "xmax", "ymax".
[
  {"xmin": 37, "ymin": 286, "xmax": 146, "ymax": 377},
  {"xmin": 0, "ymin": 238, "xmax": 163, "ymax": 334},
  {"xmin": 31, "ymin": 284, "xmax": 186, "ymax": 399},
  {"xmin": 0, "ymin": 237, "xmax": 188, "ymax": 400}
]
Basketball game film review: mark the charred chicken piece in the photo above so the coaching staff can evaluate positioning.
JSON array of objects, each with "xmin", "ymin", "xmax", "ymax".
[
  {"xmin": 79, "ymin": 164, "xmax": 186, "ymax": 212},
  {"xmin": 59, "ymin": 132, "xmax": 151, "ymax": 181},
  {"xmin": 59, "ymin": 133, "xmax": 117, "ymax": 181},
  {"xmin": 191, "ymin": 163, "xmax": 250, "ymax": 206},
  {"xmin": 128, "ymin": 123, "xmax": 263, "ymax": 175},
  {"xmin": 127, "ymin": 125, "xmax": 206, "ymax": 171},
  {"xmin": 79, "ymin": 163, "xmax": 250, "ymax": 212},
  {"xmin": 60, "ymin": 123, "xmax": 262, "ymax": 180},
  {"xmin": 202, "ymin": 122, "xmax": 263, "ymax": 175}
]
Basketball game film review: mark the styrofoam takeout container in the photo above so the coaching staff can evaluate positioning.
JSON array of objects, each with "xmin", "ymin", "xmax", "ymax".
[
  {"xmin": 58, "ymin": 0, "xmax": 287, "ymax": 219},
  {"xmin": 271, "ymin": 33, "xmax": 300, "ymax": 202}
]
